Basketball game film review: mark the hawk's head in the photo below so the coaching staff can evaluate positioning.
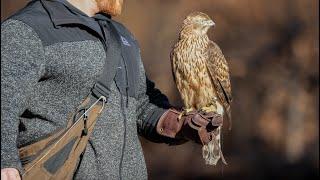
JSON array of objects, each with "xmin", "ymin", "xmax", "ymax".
[{"xmin": 180, "ymin": 12, "xmax": 215, "ymax": 38}]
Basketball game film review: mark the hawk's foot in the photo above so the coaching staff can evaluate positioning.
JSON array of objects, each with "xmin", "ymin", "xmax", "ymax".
[
  {"xmin": 201, "ymin": 104, "xmax": 217, "ymax": 113},
  {"xmin": 184, "ymin": 108, "xmax": 195, "ymax": 113},
  {"xmin": 178, "ymin": 108, "xmax": 195, "ymax": 120}
]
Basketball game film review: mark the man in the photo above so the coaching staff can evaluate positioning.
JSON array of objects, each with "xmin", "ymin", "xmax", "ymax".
[{"xmin": 1, "ymin": 0, "xmax": 222, "ymax": 179}]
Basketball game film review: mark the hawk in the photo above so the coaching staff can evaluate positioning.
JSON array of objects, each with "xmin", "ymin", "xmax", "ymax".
[{"xmin": 170, "ymin": 12, "xmax": 232, "ymax": 165}]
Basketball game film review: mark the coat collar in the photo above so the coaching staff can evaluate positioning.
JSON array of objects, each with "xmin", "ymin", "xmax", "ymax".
[{"xmin": 40, "ymin": 0, "xmax": 112, "ymax": 28}]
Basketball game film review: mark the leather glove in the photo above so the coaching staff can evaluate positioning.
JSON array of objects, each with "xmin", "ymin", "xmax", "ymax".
[{"xmin": 156, "ymin": 108, "xmax": 223, "ymax": 145}]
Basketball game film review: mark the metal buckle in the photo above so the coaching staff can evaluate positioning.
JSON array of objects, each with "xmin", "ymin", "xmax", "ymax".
[
  {"xmin": 75, "ymin": 96, "xmax": 107, "ymax": 136},
  {"xmin": 82, "ymin": 110, "xmax": 88, "ymax": 136}
]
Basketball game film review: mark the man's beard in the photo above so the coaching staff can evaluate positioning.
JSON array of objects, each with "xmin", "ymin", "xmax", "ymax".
[{"xmin": 96, "ymin": 0, "xmax": 123, "ymax": 16}]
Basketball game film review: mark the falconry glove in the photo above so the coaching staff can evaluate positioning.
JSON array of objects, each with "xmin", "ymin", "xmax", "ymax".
[{"xmin": 156, "ymin": 108, "xmax": 223, "ymax": 145}]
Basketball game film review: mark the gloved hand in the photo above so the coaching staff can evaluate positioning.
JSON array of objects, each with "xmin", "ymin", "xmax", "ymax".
[{"xmin": 156, "ymin": 108, "xmax": 223, "ymax": 145}]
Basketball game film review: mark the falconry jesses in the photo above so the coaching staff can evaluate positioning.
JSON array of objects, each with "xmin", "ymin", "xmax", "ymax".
[{"xmin": 170, "ymin": 12, "xmax": 232, "ymax": 165}]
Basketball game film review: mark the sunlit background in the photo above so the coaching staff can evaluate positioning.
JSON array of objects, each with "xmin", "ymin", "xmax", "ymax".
[{"xmin": 1, "ymin": 0, "xmax": 319, "ymax": 179}]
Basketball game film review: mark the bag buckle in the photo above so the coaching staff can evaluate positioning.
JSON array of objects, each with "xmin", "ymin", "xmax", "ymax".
[
  {"xmin": 76, "ymin": 96, "xmax": 107, "ymax": 137},
  {"xmin": 82, "ymin": 111, "xmax": 88, "ymax": 136}
]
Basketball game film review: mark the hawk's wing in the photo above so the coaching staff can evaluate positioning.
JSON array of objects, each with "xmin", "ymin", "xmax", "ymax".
[
  {"xmin": 170, "ymin": 49, "xmax": 177, "ymax": 83},
  {"xmin": 206, "ymin": 41, "xmax": 232, "ymax": 123}
]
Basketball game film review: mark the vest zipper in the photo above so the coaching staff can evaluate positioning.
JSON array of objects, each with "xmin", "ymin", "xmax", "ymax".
[
  {"xmin": 98, "ymin": 20, "xmax": 127, "ymax": 180},
  {"xmin": 118, "ymin": 84, "xmax": 127, "ymax": 180}
]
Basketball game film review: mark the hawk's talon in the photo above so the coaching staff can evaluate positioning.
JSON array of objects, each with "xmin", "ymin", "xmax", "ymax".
[
  {"xmin": 184, "ymin": 108, "xmax": 194, "ymax": 114},
  {"xmin": 178, "ymin": 113, "xmax": 183, "ymax": 121},
  {"xmin": 178, "ymin": 108, "xmax": 195, "ymax": 121}
]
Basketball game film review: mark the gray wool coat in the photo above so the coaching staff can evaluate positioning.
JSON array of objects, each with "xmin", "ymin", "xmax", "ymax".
[{"xmin": 1, "ymin": 0, "xmax": 177, "ymax": 179}]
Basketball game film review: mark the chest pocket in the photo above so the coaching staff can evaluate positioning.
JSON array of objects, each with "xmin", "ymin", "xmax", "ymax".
[{"xmin": 113, "ymin": 23, "xmax": 141, "ymax": 99}]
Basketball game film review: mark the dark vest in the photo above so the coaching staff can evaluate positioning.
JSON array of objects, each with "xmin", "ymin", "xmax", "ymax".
[{"xmin": 10, "ymin": 0, "xmax": 141, "ymax": 101}]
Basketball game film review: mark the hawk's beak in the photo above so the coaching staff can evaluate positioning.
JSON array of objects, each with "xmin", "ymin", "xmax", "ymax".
[{"xmin": 205, "ymin": 20, "xmax": 215, "ymax": 27}]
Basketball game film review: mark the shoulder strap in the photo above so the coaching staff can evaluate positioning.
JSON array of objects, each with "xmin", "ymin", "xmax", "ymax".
[{"xmin": 91, "ymin": 20, "xmax": 123, "ymax": 100}]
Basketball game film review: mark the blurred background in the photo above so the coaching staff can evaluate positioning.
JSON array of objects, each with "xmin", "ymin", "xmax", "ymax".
[{"xmin": 2, "ymin": 0, "xmax": 319, "ymax": 179}]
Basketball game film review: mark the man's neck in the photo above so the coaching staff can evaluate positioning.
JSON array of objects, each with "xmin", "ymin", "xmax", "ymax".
[{"xmin": 67, "ymin": 0, "xmax": 99, "ymax": 17}]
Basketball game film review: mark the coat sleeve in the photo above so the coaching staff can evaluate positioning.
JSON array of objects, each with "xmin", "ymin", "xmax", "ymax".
[
  {"xmin": 135, "ymin": 60, "xmax": 183, "ymax": 144},
  {"xmin": 1, "ymin": 19, "xmax": 46, "ymax": 174}
]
